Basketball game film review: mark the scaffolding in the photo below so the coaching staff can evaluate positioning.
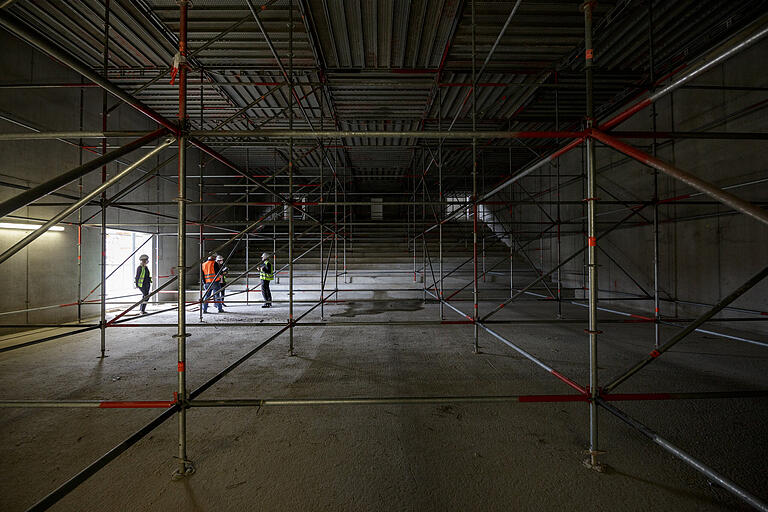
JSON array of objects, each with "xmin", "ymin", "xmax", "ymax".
[{"xmin": 0, "ymin": 1, "xmax": 767, "ymax": 511}]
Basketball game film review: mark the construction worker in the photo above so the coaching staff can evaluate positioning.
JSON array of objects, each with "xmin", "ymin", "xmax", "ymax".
[
  {"xmin": 259, "ymin": 252, "xmax": 274, "ymax": 308},
  {"xmin": 201, "ymin": 255, "xmax": 224, "ymax": 313},
  {"xmin": 215, "ymin": 254, "xmax": 229, "ymax": 307},
  {"xmin": 135, "ymin": 254, "xmax": 152, "ymax": 315}
]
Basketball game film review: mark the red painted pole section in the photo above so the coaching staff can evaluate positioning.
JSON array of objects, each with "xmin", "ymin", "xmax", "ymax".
[
  {"xmin": 591, "ymin": 129, "xmax": 768, "ymax": 227},
  {"xmin": 98, "ymin": 401, "xmax": 176, "ymax": 409}
]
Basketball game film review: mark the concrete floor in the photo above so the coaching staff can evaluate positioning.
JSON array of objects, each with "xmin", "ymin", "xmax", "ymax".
[{"xmin": 1, "ymin": 292, "xmax": 767, "ymax": 511}]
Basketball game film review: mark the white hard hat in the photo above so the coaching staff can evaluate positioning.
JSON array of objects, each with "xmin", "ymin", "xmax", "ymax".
[
  {"xmin": 139, "ymin": 254, "xmax": 149, "ymax": 261},
  {"xmin": 261, "ymin": 252, "xmax": 270, "ymax": 260},
  {"xmin": 216, "ymin": 254, "xmax": 224, "ymax": 261}
]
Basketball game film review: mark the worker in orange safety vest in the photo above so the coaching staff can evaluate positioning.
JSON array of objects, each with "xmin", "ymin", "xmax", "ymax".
[{"xmin": 201, "ymin": 255, "xmax": 224, "ymax": 313}]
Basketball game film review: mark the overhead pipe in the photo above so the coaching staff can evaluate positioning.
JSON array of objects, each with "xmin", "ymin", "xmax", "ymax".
[
  {"xmin": 0, "ymin": 128, "xmax": 167, "ymax": 219},
  {"xmin": 11, "ymin": 129, "xmax": 766, "ymax": 143},
  {"xmin": 418, "ymin": 10, "xmax": 768, "ymax": 236},
  {"xmin": 191, "ymin": 129, "xmax": 584, "ymax": 139},
  {"xmin": 0, "ymin": 7, "xmax": 308, "ymax": 227},
  {"xmin": 600, "ymin": 13, "xmax": 768, "ymax": 131},
  {"xmin": 0, "ymin": 138, "xmax": 174, "ymax": 265},
  {"xmin": 591, "ymin": 129, "xmax": 768, "ymax": 227},
  {"xmin": 0, "ymin": 131, "xmax": 153, "ymax": 140},
  {"xmin": 0, "ymin": 10, "xmax": 178, "ymax": 134}
]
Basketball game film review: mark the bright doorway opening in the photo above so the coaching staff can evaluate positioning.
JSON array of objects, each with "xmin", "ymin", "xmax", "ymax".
[{"xmin": 105, "ymin": 229, "xmax": 154, "ymax": 299}]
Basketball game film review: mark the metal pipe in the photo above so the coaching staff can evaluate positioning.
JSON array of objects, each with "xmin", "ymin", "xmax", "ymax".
[
  {"xmin": 0, "ymin": 140, "xmax": 173, "ymax": 266},
  {"xmin": 0, "ymin": 326, "xmax": 100, "ymax": 354},
  {"xmin": 555, "ymin": 74, "xmax": 562, "ymax": 320},
  {"xmin": 16, "ymin": 217, "xmax": 320, "ymax": 512},
  {"xmin": 566, "ymin": 299, "xmax": 768, "ymax": 349},
  {"xmin": 4, "ymin": 129, "xmax": 767, "ymax": 142},
  {"xmin": 472, "ymin": 0, "xmax": 479, "ymax": 354},
  {"xmin": 77, "ymin": 78, "xmax": 84, "ymax": 324},
  {"xmin": 288, "ymin": 0, "xmax": 295, "ymax": 356},
  {"xmin": 0, "ymin": 131, "xmax": 152, "ymax": 140},
  {"xmin": 438, "ymin": 86, "xmax": 444, "ymax": 320},
  {"xmin": 190, "ymin": 395, "xmax": 583, "ymax": 407},
  {"xmin": 185, "ymin": 390, "xmax": 768, "ymax": 407},
  {"xmin": 191, "ymin": 129, "xmax": 583, "ymax": 139},
  {"xmin": 422, "ymin": 149, "xmax": 427, "ymax": 303},
  {"xmin": 198, "ymin": 68, "xmax": 205, "ymax": 322},
  {"xmin": 0, "ymin": 129, "xmax": 166, "ymax": 220},
  {"xmin": 0, "ymin": 10, "xmax": 177, "ymax": 134},
  {"xmin": 600, "ymin": 13, "xmax": 768, "ymax": 131},
  {"xmin": 417, "ymin": 11, "xmax": 768, "ymax": 240},
  {"xmin": 320, "ymin": 89, "xmax": 325, "ymax": 319},
  {"xmin": 591, "ymin": 129, "xmax": 768, "ymax": 227},
  {"xmin": 603, "ymin": 264, "xmax": 768, "ymax": 393},
  {"xmin": 648, "ymin": 0, "xmax": 661, "ymax": 349},
  {"xmin": 23, "ymin": 404, "xmax": 179, "ymax": 511},
  {"xmin": 582, "ymin": 0, "xmax": 601, "ymax": 471},
  {"xmin": 6, "ymin": 390, "xmax": 766, "ymax": 409},
  {"xmin": 99, "ymin": 2, "xmax": 110, "ymax": 358},
  {"xmin": 173, "ymin": 0, "xmax": 193, "ymax": 480},
  {"xmin": 599, "ymin": 400, "xmax": 768, "ymax": 512},
  {"xmin": 0, "ymin": 400, "xmax": 175, "ymax": 408},
  {"xmin": 427, "ymin": 288, "xmax": 587, "ymax": 395}
]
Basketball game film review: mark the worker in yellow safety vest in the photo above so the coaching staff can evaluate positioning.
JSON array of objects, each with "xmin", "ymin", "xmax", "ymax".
[
  {"xmin": 259, "ymin": 252, "xmax": 274, "ymax": 308},
  {"xmin": 201, "ymin": 255, "xmax": 224, "ymax": 313},
  {"xmin": 134, "ymin": 254, "xmax": 152, "ymax": 314}
]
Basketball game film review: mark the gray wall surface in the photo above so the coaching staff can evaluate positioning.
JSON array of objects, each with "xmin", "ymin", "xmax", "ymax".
[
  {"xmin": 496, "ymin": 38, "xmax": 768, "ymax": 337},
  {"xmin": 0, "ymin": 31, "xmax": 211, "ymax": 328}
]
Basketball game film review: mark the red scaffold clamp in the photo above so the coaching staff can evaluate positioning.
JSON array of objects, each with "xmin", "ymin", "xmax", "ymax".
[{"xmin": 169, "ymin": 52, "xmax": 187, "ymax": 85}]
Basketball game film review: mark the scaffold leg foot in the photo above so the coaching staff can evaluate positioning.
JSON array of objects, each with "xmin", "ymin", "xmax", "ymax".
[
  {"xmin": 582, "ymin": 451, "xmax": 607, "ymax": 473},
  {"xmin": 171, "ymin": 460, "xmax": 195, "ymax": 480}
]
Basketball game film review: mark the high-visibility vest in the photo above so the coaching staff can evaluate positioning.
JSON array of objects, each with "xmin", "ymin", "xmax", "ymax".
[
  {"xmin": 259, "ymin": 260, "xmax": 274, "ymax": 281},
  {"xmin": 137, "ymin": 266, "xmax": 149, "ymax": 287},
  {"xmin": 202, "ymin": 260, "xmax": 220, "ymax": 283}
]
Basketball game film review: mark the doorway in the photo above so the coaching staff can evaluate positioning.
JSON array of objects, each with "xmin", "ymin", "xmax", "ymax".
[{"xmin": 105, "ymin": 229, "xmax": 154, "ymax": 299}]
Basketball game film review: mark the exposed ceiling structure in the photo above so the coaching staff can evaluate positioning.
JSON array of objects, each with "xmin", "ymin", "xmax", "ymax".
[{"xmin": 5, "ymin": 0, "xmax": 768, "ymax": 192}]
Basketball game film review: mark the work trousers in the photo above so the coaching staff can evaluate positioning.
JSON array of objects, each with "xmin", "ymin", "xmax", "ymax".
[
  {"xmin": 138, "ymin": 283, "xmax": 150, "ymax": 313},
  {"xmin": 202, "ymin": 281, "xmax": 223, "ymax": 312}
]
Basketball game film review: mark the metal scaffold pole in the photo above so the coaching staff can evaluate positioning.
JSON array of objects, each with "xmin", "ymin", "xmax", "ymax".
[
  {"xmin": 77, "ymin": 78, "xmax": 84, "ymax": 324},
  {"xmin": 438, "ymin": 87, "xmax": 444, "ymax": 320},
  {"xmin": 509, "ymin": 121, "xmax": 514, "ymax": 299},
  {"xmin": 288, "ymin": 0, "xmax": 294, "ymax": 356},
  {"xmin": 582, "ymin": 0, "xmax": 602, "ymax": 472},
  {"xmin": 173, "ymin": 0, "xmax": 193, "ymax": 480},
  {"xmin": 555, "ymin": 73, "xmax": 563, "ymax": 320},
  {"xmin": 99, "ymin": 0, "xmax": 110, "ymax": 359},
  {"xmin": 334, "ymin": 136, "xmax": 338, "ymax": 296},
  {"xmin": 649, "ymin": 0, "xmax": 661, "ymax": 348},
  {"xmin": 320, "ymin": 86, "xmax": 325, "ymax": 320},
  {"xmin": 422, "ymin": 149, "xmax": 427, "ymax": 303},
  {"xmin": 245, "ymin": 148, "xmax": 250, "ymax": 305},
  {"xmin": 198, "ymin": 67, "xmax": 204, "ymax": 322},
  {"xmin": 413, "ymin": 164, "xmax": 416, "ymax": 283},
  {"xmin": 472, "ymin": 0, "xmax": 479, "ymax": 354}
]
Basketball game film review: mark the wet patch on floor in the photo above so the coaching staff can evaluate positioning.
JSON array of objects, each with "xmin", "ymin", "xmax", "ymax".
[{"xmin": 331, "ymin": 290, "xmax": 424, "ymax": 317}]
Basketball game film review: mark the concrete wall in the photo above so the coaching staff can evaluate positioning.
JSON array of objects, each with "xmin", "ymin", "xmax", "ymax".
[
  {"xmin": 498, "ymin": 38, "xmax": 768, "ymax": 336},
  {"xmin": 0, "ymin": 31, "xmax": 208, "ymax": 328}
]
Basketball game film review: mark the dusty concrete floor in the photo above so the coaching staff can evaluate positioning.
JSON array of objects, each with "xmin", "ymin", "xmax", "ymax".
[{"xmin": 1, "ymin": 292, "xmax": 767, "ymax": 511}]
